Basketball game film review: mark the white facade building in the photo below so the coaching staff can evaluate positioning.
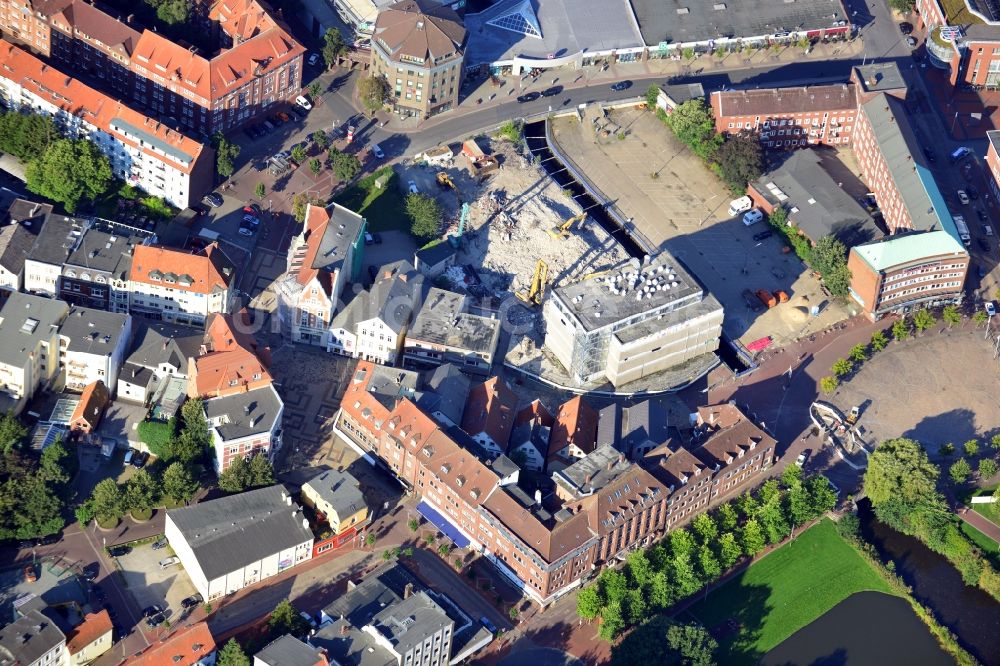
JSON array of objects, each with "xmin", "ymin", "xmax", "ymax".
[
  {"xmin": 203, "ymin": 384, "xmax": 285, "ymax": 473},
  {"xmin": 128, "ymin": 244, "xmax": 235, "ymax": 326},
  {"xmin": 57, "ymin": 308, "xmax": 132, "ymax": 394},
  {"xmin": 0, "ymin": 293, "xmax": 69, "ymax": 412}
]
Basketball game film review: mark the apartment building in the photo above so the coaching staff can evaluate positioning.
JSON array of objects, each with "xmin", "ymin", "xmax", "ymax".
[
  {"xmin": 0, "ymin": 609, "xmax": 67, "ymax": 666},
  {"xmin": 547, "ymin": 396, "xmax": 599, "ymax": 469},
  {"xmin": 57, "ymin": 307, "xmax": 131, "ymax": 393},
  {"xmin": 190, "ymin": 311, "xmax": 272, "ymax": 398},
  {"xmin": 254, "ymin": 636, "xmax": 325, "ymax": 666},
  {"xmin": 370, "ymin": 0, "xmax": 466, "ymax": 118},
  {"xmin": 335, "ymin": 360, "xmax": 775, "ymax": 605},
  {"xmin": 543, "ymin": 253, "xmax": 724, "ymax": 388},
  {"xmin": 986, "ymin": 130, "xmax": 1000, "ymax": 200},
  {"xmin": 508, "ymin": 400, "xmax": 553, "ymax": 472},
  {"xmin": 0, "ymin": 0, "xmax": 305, "ymax": 135},
  {"xmin": 402, "ymin": 287, "xmax": 501, "ymax": 374},
  {"xmin": 0, "ymin": 200, "xmax": 42, "ymax": 295},
  {"xmin": 0, "ymin": 42, "xmax": 213, "ymax": 207},
  {"xmin": 301, "ymin": 468, "xmax": 369, "ymax": 539},
  {"xmin": 116, "ymin": 320, "xmax": 202, "ymax": 405},
  {"xmin": 327, "ymin": 260, "xmax": 424, "ymax": 363},
  {"xmin": 123, "ymin": 622, "xmax": 215, "ymax": 666},
  {"xmin": 0, "ymin": 292, "xmax": 69, "ymax": 413},
  {"xmin": 63, "ymin": 610, "xmax": 112, "ymax": 666},
  {"xmin": 165, "ymin": 485, "xmax": 313, "ymax": 600},
  {"xmin": 460, "ymin": 376, "xmax": 518, "ymax": 456},
  {"xmin": 280, "ymin": 203, "xmax": 366, "ymax": 347},
  {"xmin": 128, "ymin": 243, "xmax": 235, "ymax": 326},
  {"xmin": 203, "ymin": 383, "xmax": 283, "ymax": 472}
]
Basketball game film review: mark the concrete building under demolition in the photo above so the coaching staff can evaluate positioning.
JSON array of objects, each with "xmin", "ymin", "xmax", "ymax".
[{"xmin": 543, "ymin": 254, "xmax": 724, "ymax": 388}]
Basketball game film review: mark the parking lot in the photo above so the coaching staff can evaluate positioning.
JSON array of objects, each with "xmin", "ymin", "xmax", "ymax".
[
  {"xmin": 0, "ymin": 560, "xmax": 88, "ymax": 617},
  {"xmin": 551, "ymin": 109, "xmax": 855, "ymax": 347},
  {"xmin": 115, "ymin": 542, "xmax": 198, "ymax": 625}
]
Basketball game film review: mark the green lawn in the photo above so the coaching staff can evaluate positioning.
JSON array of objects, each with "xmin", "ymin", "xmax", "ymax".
[
  {"xmin": 334, "ymin": 166, "xmax": 409, "ymax": 233},
  {"xmin": 970, "ymin": 487, "xmax": 1000, "ymax": 525},
  {"xmin": 959, "ymin": 520, "xmax": 1000, "ymax": 568},
  {"xmin": 687, "ymin": 519, "xmax": 893, "ymax": 666}
]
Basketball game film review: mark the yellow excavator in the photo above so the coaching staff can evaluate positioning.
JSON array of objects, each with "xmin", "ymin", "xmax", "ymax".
[
  {"xmin": 516, "ymin": 259, "xmax": 548, "ymax": 306},
  {"xmin": 547, "ymin": 212, "xmax": 587, "ymax": 240},
  {"xmin": 436, "ymin": 172, "xmax": 456, "ymax": 189}
]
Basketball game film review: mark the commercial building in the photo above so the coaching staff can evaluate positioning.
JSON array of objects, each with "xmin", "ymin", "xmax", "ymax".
[
  {"xmin": 301, "ymin": 469, "xmax": 369, "ymax": 540},
  {"xmin": 370, "ymin": 0, "xmax": 466, "ymax": 118},
  {"xmin": 543, "ymin": 253, "xmax": 724, "ymax": 388},
  {"xmin": 0, "ymin": 609, "xmax": 67, "ymax": 666},
  {"xmin": 254, "ymin": 636, "xmax": 325, "ymax": 666},
  {"xmin": 203, "ymin": 383, "xmax": 284, "ymax": 472},
  {"xmin": 279, "ymin": 203, "xmax": 366, "ymax": 347},
  {"xmin": 123, "ymin": 622, "xmax": 215, "ymax": 666},
  {"xmin": 165, "ymin": 485, "xmax": 313, "ymax": 600},
  {"xmin": 0, "ymin": 293, "xmax": 69, "ymax": 413},
  {"xmin": 57, "ymin": 307, "xmax": 132, "ymax": 393},
  {"xmin": 190, "ymin": 311, "xmax": 272, "ymax": 399},
  {"xmin": 986, "ymin": 130, "xmax": 1000, "ymax": 199},
  {"xmin": 402, "ymin": 287, "xmax": 501, "ymax": 374},
  {"xmin": 0, "ymin": 42, "xmax": 214, "ymax": 208},
  {"xmin": 128, "ymin": 243, "xmax": 235, "ymax": 326},
  {"xmin": 0, "ymin": 0, "xmax": 305, "ymax": 135}
]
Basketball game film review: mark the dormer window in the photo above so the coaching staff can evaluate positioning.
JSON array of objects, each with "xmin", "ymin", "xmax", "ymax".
[
  {"xmin": 440, "ymin": 463, "xmax": 450, "ymax": 474},
  {"xmin": 252, "ymin": 373, "xmax": 262, "ymax": 380}
]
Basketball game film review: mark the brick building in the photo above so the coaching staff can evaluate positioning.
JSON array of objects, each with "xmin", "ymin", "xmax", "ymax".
[
  {"xmin": 334, "ymin": 360, "xmax": 775, "ymax": 605},
  {"xmin": 0, "ymin": 0, "xmax": 304, "ymax": 134},
  {"xmin": 986, "ymin": 130, "xmax": 1000, "ymax": 199}
]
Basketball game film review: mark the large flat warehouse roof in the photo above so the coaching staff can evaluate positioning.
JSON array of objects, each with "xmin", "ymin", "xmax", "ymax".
[{"xmin": 629, "ymin": 0, "xmax": 849, "ymax": 46}]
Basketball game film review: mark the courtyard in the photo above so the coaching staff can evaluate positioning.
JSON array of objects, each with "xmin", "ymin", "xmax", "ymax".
[{"xmin": 115, "ymin": 542, "xmax": 198, "ymax": 624}]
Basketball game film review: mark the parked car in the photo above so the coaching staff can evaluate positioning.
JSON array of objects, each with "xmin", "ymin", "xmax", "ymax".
[
  {"xmin": 243, "ymin": 213, "xmax": 260, "ymax": 226},
  {"xmin": 752, "ymin": 229, "xmax": 773, "ymax": 242},
  {"xmin": 795, "ymin": 451, "xmax": 809, "ymax": 467},
  {"xmin": 277, "ymin": 111, "xmax": 292, "ymax": 122},
  {"xmin": 950, "ymin": 146, "xmax": 972, "ymax": 162},
  {"xmin": 123, "ymin": 448, "xmax": 135, "ymax": 465},
  {"xmin": 922, "ymin": 146, "xmax": 937, "ymax": 163},
  {"xmin": 261, "ymin": 120, "xmax": 275, "ymax": 133},
  {"xmin": 610, "ymin": 80, "xmax": 633, "ymax": 91},
  {"xmin": 244, "ymin": 203, "xmax": 262, "ymax": 215},
  {"xmin": 142, "ymin": 605, "xmax": 163, "ymax": 618},
  {"xmin": 181, "ymin": 594, "xmax": 203, "ymax": 609},
  {"xmin": 146, "ymin": 613, "xmax": 166, "ymax": 628},
  {"xmin": 986, "ymin": 301, "xmax": 997, "ymax": 317},
  {"xmin": 202, "ymin": 192, "xmax": 224, "ymax": 208},
  {"xmin": 372, "ymin": 232, "xmax": 383, "ymax": 244},
  {"xmin": 307, "ymin": 52, "xmax": 321, "ymax": 67},
  {"xmin": 899, "ymin": 21, "xmax": 913, "ymax": 34},
  {"xmin": 295, "ymin": 95, "xmax": 312, "ymax": 110},
  {"xmin": 958, "ymin": 190, "xmax": 970, "ymax": 205},
  {"xmin": 364, "ymin": 231, "xmax": 375, "ymax": 245},
  {"xmin": 480, "ymin": 617, "xmax": 498, "ymax": 634},
  {"xmin": 906, "ymin": 35, "xmax": 917, "ymax": 47},
  {"xmin": 238, "ymin": 226, "xmax": 254, "ymax": 237},
  {"xmin": 23, "ymin": 565, "xmax": 37, "ymax": 583},
  {"xmin": 132, "ymin": 451, "xmax": 149, "ymax": 468},
  {"xmin": 742, "ymin": 209, "xmax": 764, "ymax": 226},
  {"xmin": 407, "ymin": 180, "xmax": 419, "ymax": 194},
  {"xmin": 159, "ymin": 556, "xmax": 180, "ymax": 569},
  {"xmin": 541, "ymin": 85, "xmax": 563, "ymax": 97},
  {"xmin": 152, "ymin": 538, "xmax": 168, "ymax": 550},
  {"xmin": 516, "ymin": 92, "xmax": 540, "ymax": 103},
  {"xmin": 977, "ymin": 208, "xmax": 989, "ymax": 222},
  {"xmin": 371, "ymin": 143, "xmax": 384, "ymax": 159},
  {"xmin": 109, "ymin": 545, "xmax": 131, "ymax": 557},
  {"xmin": 289, "ymin": 105, "xmax": 307, "ymax": 120},
  {"xmin": 83, "ymin": 563, "xmax": 99, "ymax": 581}
]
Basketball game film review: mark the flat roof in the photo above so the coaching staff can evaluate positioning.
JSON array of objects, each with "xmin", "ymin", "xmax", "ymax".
[
  {"xmin": 630, "ymin": 0, "xmax": 849, "ymax": 45},
  {"xmin": 60, "ymin": 307, "xmax": 130, "ymax": 355},
  {"xmin": 552, "ymin": 254, "xmax": 702, "ymax": 333},
  {"xmin": 852, "ymin": 230, "xmax": 967, "ymax": 272},
  {"xmin": 464, "ymin": 0, "xmax": 644, "ymax": 65},
  {"xmin": 408, "ymin": 289, "xmax": 501, "ymax": 354},
  {"xmin": 854, "ymin": 62, "xmax": 907, "ymax": 93}
]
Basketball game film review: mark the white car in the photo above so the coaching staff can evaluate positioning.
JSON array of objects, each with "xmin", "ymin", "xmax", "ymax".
[
  {"xmin": 986, "ymin": 301, "xmax": 997, "ymax": 317},
  {"xmin": 958, "ymin": 190, "xmax": 970, "ymax": 205},
  {"xmin": 407, "ymin": 180, "xmax": 419, "ymax": 194},
  {"xmin": 795, "ymin": 452, "xmax": 809, "ymax": 467},
  {"xmin": 158, "ymin": 556, "xmax": 180, "ymax": 569},
  {"xmin": 295, "ymin": 95, "xmax": 312, "ymax": 111},
  {"xmin": 371, "ymin": 143, "xmax": 384, "ymax": 159},
  {"xmin": 743, "ymin": 209, "xmax": 764, "ymax": 226},
  {"xmin": 307, "ymin": 53, "xmax": 321, "ymax": 67}
]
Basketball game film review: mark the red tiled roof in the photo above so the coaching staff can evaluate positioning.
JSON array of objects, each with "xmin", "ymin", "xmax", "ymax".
[
  {"xmin": 712, "ymin": 84, "xmax": 857, "ymax": 118},
  {"xmin": 209, "ymin": 26, "xmax": 303, "ymax": 97},
  {"xmin": 295, "ymin": 204, "xmax": 333, "ymax": 291},
  {"xmin": 132, "ymin": 31, "xmax": 212, "ymax": 101},
  {"xmin": 130, "ymin": 243, "xmax": 235, "ymax": 295},
  {"xmin": 461, "ymin": 377, "xmax": 518, "ymax": 448},
  {"xmin": 340, "ymin": 360, "xmax": 395, "ymax": 427},
  {"xmin": 547, "ymin": 396, "xmax": 598, "ymax": 460},
  {"xmin": 70, "ymin": 381, "xmax": 110, "ymax": 430},
  {"xmin": 482, "ymin": 488, "xmax": 594, "ymax": 562},
  {"xmin": 210, "ymin": 0, "xmax": 278, "ymax": 42},
  {"xmin": 0, "ymin": 42, "xmax": 206, "ymax": 174},
  {"xmin": 125, "ymin": 622, "xmax": 215, "ymax": 666},
  {"xmin": 66, "ymin": 609, "xmax": 112, "ymax": 654},
  {"xmin": 194, "ymin": 312, "xmax": 271, "ymax": 398}
]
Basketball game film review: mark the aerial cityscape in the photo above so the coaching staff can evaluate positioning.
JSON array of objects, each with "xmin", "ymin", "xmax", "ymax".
[{"xmin": 1, "ymin": 0, "xmax": 1000, "ymax": 663}]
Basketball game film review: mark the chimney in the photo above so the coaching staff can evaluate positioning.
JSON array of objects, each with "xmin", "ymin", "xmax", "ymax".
[
  {"xmin": 584, "ymin": 473, "xmax": 592, "ymax": 485},
  {"xmin": 403, "ymin": 582, "xmax": 414, "ymax": 599},
  {"xmin": 534, "ymin": 489, "xmax": 542, "ymax": 505},
  {"xmin": 127, "ymin": 14, "xmax": 134, "ymax": 23},
  {"xmin": 302, "ymin": 517, "xmax": 309, "ymax": 530},
  {"xmin": 340, "ymin": 623, "xmax": 349, "ymax": 636}
]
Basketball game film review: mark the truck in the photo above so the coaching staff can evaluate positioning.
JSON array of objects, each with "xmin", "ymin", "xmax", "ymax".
[
  {"xmin": 756, "ymin": 289, "xmax": 777, "ymax": 308},
  {"xmin": 729, "ymin": 196, "xmax": 753, "ymax": 216},
  {"xmin": 953, "ymin": 215, "xmax": 971, "ymax": 246}
]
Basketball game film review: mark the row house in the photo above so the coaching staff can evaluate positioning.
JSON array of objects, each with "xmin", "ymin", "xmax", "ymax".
[
  {"xmin": 116, "ymin": 320, "xmax": 202, "ymax": 406},
  {"xmin": 0, "ymin": 606, "xmax": 113, "ymax": 666},
  {"xmin": 57, "ymin": 306, "xmax": 131, "ymax": 394},
  {"xmin": 460, "ymin": 376, "xmax": 518, "ymax": 456},
  {"xmin": 203, "ymin": 382, "xmax": 283, "ymax": 472},
  {"xmin": 0, "ymin": 198, "xmax": 48, "ymax": 298},
  {"xmin": 0, "ymin": 0, "xmax": 305, "ymax": 135},
  {"xmin": 279, "ymin": 203, "xmax": 366, "ymax": 347},
  {"xmin": 335, "ymin": 360, "xmax": 776, "ymax": 605},
  {"xmin": 402, "ymin": 287, "xmax": 501, "ymax": 375},
  {"xmin": 128, "ymin": 243, "xmax": 235, "ymax": 326},
  {"xmin": 190, "ymin": 310, "xmax": 272, "ymax": 399},
  {"xmin": 0, "ymin": 42, "xmax": 213, "ymax": 207}
]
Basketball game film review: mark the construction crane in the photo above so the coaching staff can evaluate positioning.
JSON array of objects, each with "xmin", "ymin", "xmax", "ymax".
[
  {"xmin": 547, "ymin": 212, "xmax": 587, "ymax": 240},
  {"xmin": 516, "ymin": 259, "xmax": 548, "ymax": 307},
  {"xmin": 448, "ymin": 203, "xmax": 469, "ymax": 248}
]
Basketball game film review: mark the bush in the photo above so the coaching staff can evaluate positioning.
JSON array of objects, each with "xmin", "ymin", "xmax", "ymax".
[
  {"xmin": 137, "ymin": 419, "xmax": 175, "ymax": 458},
  {"xmin": 498, "ymin": 121, "xmax": 522, "ymax": 143}
]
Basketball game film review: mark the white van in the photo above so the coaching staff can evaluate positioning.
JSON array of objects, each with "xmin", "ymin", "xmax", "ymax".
[
  {"xmin": 729, "ymin": 196, "xmax": 753, "ymax": 216},
  {"xmin": 743, "ymin": 209, "xmax": 764, "ymax": 226}
]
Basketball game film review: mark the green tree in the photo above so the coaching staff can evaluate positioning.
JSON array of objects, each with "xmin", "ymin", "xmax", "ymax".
[
  {"xmin": 509, "ymin": 605, "xmax": 520, "ymax": 621},
  {"xmin": 865, "ymin": 438, "xmax": 940, "ymax": 508},
  {"xmin": 91, "ymin": 478, "xmax": 123, "ymax": 521},
  {"xmin": 892, "ymin": 317, "xmax": 911, "ymax": 342},
  {"xmin": 786, "ymin": 483, "xmax": 812, "ymax": 529},
  {"xmin": 408, "ymin": 518, "xmax": 420, "ymax": 532},
  {"xmin": 14, "ymin": 475, "xmax": 65, "ymax": 538},
  {"xmin": 576, "ymin": 585, "xmax": 603, "ymax": 620},
  {"xmin": 964, "ymin": 439, "xmax": 980, "ymax": 457},
  {"xmin": 736, "ymin": 492, "xmax": 758, "ymax": 520},
  {"xmin": 912, "ymin": 308, "xmax": 936, "ymax": 334},
  {"xmin": 309, "ymin": 158, "xmax": 322, "ymax": 175},
  {"xmin": 849, "ymin": 343, "xmax": 868, "ymax": 363},
  {"xmin": 38, "ymin": 438, "xmax": 70, "ymax": 484},
  {"xmin": 664, "ymin": 99, "xmax": 721, "ymax": 161},
  {"xmin": 498, "ymin": 120, "xmax": 523, "ymax": 143},
  {"xmin": 670, "ymin": 552, "xmax": 701, "ymax": 598},
  {"xmin": 0, "ymin": 112, "xmax": 57, "ymax": 161},
  {"xmin": 889, "ymin": 0, "xmax": 915, "ymax": 12},
  {"xmin": 715, "ymin": 130, "xmax": 764, "ymax": 194},
  {"xmin": 156, "ymin": 0, "xmax": 189, "ymax": 24},
  {"xmin": 718, "ymin": 532, "xmax": 742, "ymax": 569},
  {"xmin": 697, "ymin": 545, "xmax": 721, "ymax": 582},
  {"xmin": 357, "ymin": 75, "xmax": 391, "ymax": 114},
  {"xmin": 740, "ymin": 518, "xmax": 766, "ymax": 556},
  {"xmin": 938, "ymin": 442, "xmax": 955, "ymax": 457},
  {"xmin": 625, "ymin": 550, "xmax": 653, "ymax": 589},
  {"xmin": 0, "ymin": 412, "xmax": 27, "ymax": 454},
  {"xmin": 669, "ymin": 528, "xmax": 697, "ymax": 559},
  {"xmin": 269, "ymin": 599, "xmax": 309, "ymax": 637},
  {"xmin": 308, "ymin": 81, "xmax": 323, "ymax": 100},
  {"xmin": 992, "ymin": 434, "xmax": 1000, "ymax": 451},
  {"xmin": 162, "ymin": 462, "xmax": 198, "ymax": 504},
  {"xmin": 623, "ymin": 588, "xmax": 646, "ymax": 625},
  {"xmin": 610, "ymin": 616, "xmax": 717, "ymax": 666},
  {"xmin": 974, "ymin": 310, "xmax": 989, "ymax": 327},
  {"xmin": 781, "ymin": 463, "xmax": 803, "ymax": 488},
  {"xmin": 177, "ymin": 398, "xmax": 210, "ymax": 461},
  {"xmin": 600, "ymin": 569, "xmax": 628, "ymax": 606},
  {"xmin": 692, "ymin": 513, "xmax": 718, "ymax": 545},
  {"xmin": 949, "ymin": 457, "xmax": 972, "ymax": 484},
  {"xmin": 329, "ymin": 149, "xmax": 361, "ymax": 181},
  {"xmin": 769, "ymin": 205, "xmax": 788, "ymax": 227},
  {"xmin": 805, "ymin": 475, "xmax": 838, "ymax": 516},
  {"xmin": 870, "ymin": 330, "xmax": 889, "ymax": 352},
  {"xmin": 717, "ymin": 503, "xmax": 739, "ymax": 531},
  {"xmin": 648, "ymin": 570, "xmax": 674, "ymax": 609},
  {"xmin": 124, "ymin": 469, "xmax": 159, "ymax": 515},
  {"xmin": 290, "ymin": 145, "xmax": 308, "ymax": 165},
  {"xmin": 218, "ymin": 456, "xmax": 251, "ymax": 493},
  {"xmin": 811, "ymin": 236, "xmax": 852, "ymax": 297},
  {"xmin": 212, "ymin": 132, "xmax": 241, "ymax": 179},
  {"xmin": 758, "ymin": 500, "xmax": 790, "ymax": 544},
  {"xmin": 322, "ymin": 28, "xmax": 346, "ymax": 68},
  {"xmin": 665, "ymin": 622, "xmax": 719, "ymax": 666},
  {"xmin": 942, "ymin": 305, "xmax": 962, "ymax": 328},
  {"xmin": 311, "ymin": 130, "xmax": 329, "ymax": 150},
  {"xmin": 598, "ymin": 601, "xmax": 625, "ymax": 641},
  {"xmin": 216, "ymin": 639, "xmax": 250, "ymax": 666},
  {"xmin": 980, "ymin": 458, "xmax": 998, "ymax": 480},
  {"xmin": 255, "ymin": 182, "xmax": 266, "ymax": 200},
  {"xmin": 365, "ymin": 533, "xmax": 377, "ymax": 547},
  {"xmin": 819, "ymin": 375, "xmax": 839, "ymax": 394},
  {"xmin": 831, "ymin": 358, "xmax": 853, "ymax": 377},
  {"xmin": 405, "ymin": 192, "xmax": 442, "ymax": 240},
  {"xmin": 26, "ymin": 139, "xmax": 112, "ymax": 212},
  {"xmin": 645, "ymin": 84, "xmax": 661, "ymax": 109},
  {"xmin": 248, "ymin": 454, "xmax": 275, "ymax": 487}
]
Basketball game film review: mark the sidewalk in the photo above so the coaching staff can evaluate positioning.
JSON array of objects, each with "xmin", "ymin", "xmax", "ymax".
[{"xmin": 959, "ymin": 506, "xmax": 1000, "ymax": 545}]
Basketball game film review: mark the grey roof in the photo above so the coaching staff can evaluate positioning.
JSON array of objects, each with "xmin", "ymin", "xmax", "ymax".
[
  {"xmin": 859, "ymin": 95, "xmax": 959, "ymax": 237},
  {"xmin": 630, "ymin": 0, "xmax": 848, "ymax": 45},
  {"xmin": 0, "ymin": 193, "xmax": 40, "ymax": 225},
  {"xmin": 0, "ymin": 222, "xmax": 39, "ymax": 275},
  {"xmin": 356, "ymin": 363, "xmax": 419, "ymax": 411},
  {"xmin": 255, "ymin": 635, "xmax": 324, "ymax": 666},
  {"xmin": 203, "ymin": 383, "xmax": 283, "ymax": 441},
  {"xmin": 303, "ymin": 469, "xmax": 366, "ymax": 520},
  {"xmin": 110, "ymin": 118, "xmax": 193, "ymax": 166},
  {"xmin": 596, "ymin": 404, "xmax": 620, "ymax": 450},
  {"xmin": 553, "ymin": 445, "xmax": 631, "ymax": 495},
  {"xmin": 854, "ymin": 62, "xmax": 906, "ymax": 94},
  {"xmin": 0, "ymin": 609, "xmax": 65, "ymax": 666},
  {"xmin": 620, "ymin": 399, "xmax": 671, "ymax": 455},
  {"xmin": 0, "ymin": 292, "xmax": 68, "ymax": 367},
  {"xmin": 59, "ymin": 307, "xmax": 130, "ymax": 355},
  {"xmin": 25, "ymin": 214, "xmax": 79, "ymax": 266},
  {"xmin": 661, "ymin": 82, "xmax": 705, "ymax": 104},
  {"xmin": 421, "ymin": 363, "xmax": 471, "ymax": 425},
  {"xmin": 490, "ymin": 453, "xmax": 520, "ymax": 477},
  {"xmin": 332, "ymin": 261, "xmax": 424, "ymax": 334},
  {"xmin": 64, "ymin": 220, "xmax": 153, "ymax": 279},
  {"xmin": 311, "ymin": 203, "xmax": 366, "ymax": 273},
  {"xmin": 166, "ymin": 485, "xmax": 313, "ymax": 582},
  {"xmin": 311, "ymin": 619, "xmax": 395, "ymax": 666},
  {"xmin": 990, "ymin": 130, "xmax": 1000, "ymax": 158},
  {"xmin": 369, "ymin": 591, "xmax": 452, "ymax": 657},
  {"xmin": 124, "ymin": 320, "xmax": 203, "ymax": 372},
  {"xmin": 322, "ymin": 560, "xmax": 419, "ymax": 626},
  {"xmin": 414, "ymin": 241, "xmax": 456, "ymax": 270},
  {"xmin": 752, "ymin": 150, "xmax": 880, "ymax": 247},
  {"xmin": 407, "ymin": 288, "xmax": 501, "ymax": 354},
  {"xmin": 464, "ymin": 0, "xmax": 644, "ymax": 65}
]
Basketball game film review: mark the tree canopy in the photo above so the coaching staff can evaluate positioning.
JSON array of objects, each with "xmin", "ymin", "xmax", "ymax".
[
  {"xmin": 715, "ymin": 131, "xmax": 764, "ymax": 194},
  {"xmin": 664, "ymin": 99, "xmax": 721, "ymax": 161},
  {"xmin": 322, "ymin": 28, "xmax": 347, "ymax": 69},
  {"xmin": 212, "ymin": 132, "xmax": 241, "ymax": 178},
  {"xmin": 610, "ymin": 616, "xmax": 718, "ymax": 666},
  {"xmin": 810, "ymin": 236, "xmax": 852, "ymax": 298},
  {"xmin": 26, "ymin": 138, "xmax": 112, "ymax": 213},
  {"xmin": 357, "ymin": 76, "xmax": 391, "ymax": 114},
  {"xmin": 218, "ymin": 454, "xmax": 275, "ymax": 493},
  {"xmin": 405, "ymin": 193, "xmax": 441, "ymax": 240},
  {"xmin": 329, "ymin": 149, "xmax": 361, "ymax": 181},
  {"xmin": 0, "ymin": 112, "xmax": 57, "ymax": 162}
]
